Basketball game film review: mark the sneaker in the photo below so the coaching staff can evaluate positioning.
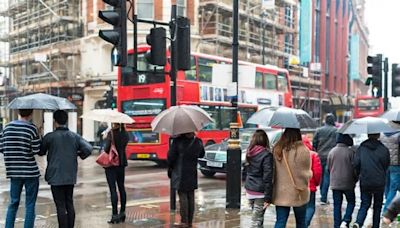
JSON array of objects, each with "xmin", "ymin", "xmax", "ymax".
[
  {"xmin": 340, "ymin": 221, "xmax": 348, "ymax": 228},
  {"xmin": 320, "ymin": 200, "xmax": 329, "ymax": 205},
  {"xmin": 352, "ymin": 223, "xmax": 359, "ymax": 228}
]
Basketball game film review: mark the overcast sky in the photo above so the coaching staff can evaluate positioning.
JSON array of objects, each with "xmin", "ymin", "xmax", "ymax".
[{"xmin": 365, "ymin": 0, "xmax": 400, "ymax": 63}]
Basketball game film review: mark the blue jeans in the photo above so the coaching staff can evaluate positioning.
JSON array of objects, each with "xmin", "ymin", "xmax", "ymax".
[
  {"xmin": 384, "ymin": 166, "xmax": 400, "ymax": 211},
  {"xmin": 332, "ymin": 189, "xmax": 356, "ymax": 228},
  {"xmin": 320, "ymin": 160, "xmax": 330, "ymax": 202},
  {"xmin": 275, "ymin": 204, "xmax": 307, "ymax": 228},
  {"xmin": 6, "ymin": 177, "xmax": 39, "ymax": 228},
  {"xmin": 355, "ymin": 190, "xmax": 384, "ymax": 228},
  {"xmin": 305, "ymin": 192, "xmax": 316, "ymax": 226}
]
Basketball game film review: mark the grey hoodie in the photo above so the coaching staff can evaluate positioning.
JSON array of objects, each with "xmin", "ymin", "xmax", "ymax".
[{"xmin": 328, "ymin": 143, "xmax": 357, "ymax": 190}]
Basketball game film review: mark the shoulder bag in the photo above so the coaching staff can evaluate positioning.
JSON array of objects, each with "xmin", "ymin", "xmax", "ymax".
[
  {"xmin": 96, "ymin": 131, "xmax": 120, "ymax": 167},
  {"xmin": 282, "ymin": 149, "xmax": 305, "ymax": 200}
]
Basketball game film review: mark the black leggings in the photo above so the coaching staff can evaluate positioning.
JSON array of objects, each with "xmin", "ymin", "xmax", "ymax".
[
  {"xmin": 105, "ymin": 167, "xmax": 126, "ymax": 215},
  {"xmin": 178, "ymin": 190, "xmax": 195, "ymax": 224}
]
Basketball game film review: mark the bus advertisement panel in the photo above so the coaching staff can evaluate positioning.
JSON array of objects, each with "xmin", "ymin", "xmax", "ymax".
[{"xmin": 118, "ymin": 46, "xmax": 293, "ymax": 164}]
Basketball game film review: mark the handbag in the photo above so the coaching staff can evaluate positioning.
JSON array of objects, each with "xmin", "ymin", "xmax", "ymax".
[{"xmin": 96, "ymin": 131, "xmax": 120, "ymax": 167}]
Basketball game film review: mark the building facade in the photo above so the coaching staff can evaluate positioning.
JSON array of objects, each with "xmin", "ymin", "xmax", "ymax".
[{"xmin": 299, "ymin": 0, "xmax": 369, "ymax": 119}]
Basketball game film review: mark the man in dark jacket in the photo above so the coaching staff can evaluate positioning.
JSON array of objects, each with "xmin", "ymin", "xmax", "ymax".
[
  {"xmin": 352, "ymin": 134, "xmax": 390, "ymax": 228},
  {"xmin": 313, "ymin": 113, "xmax": 337, "ymax": 204},
  {"xmin": 39, "ymin": 110, "xmax": 92, "ymax": 228},
  {"xmin": 167, "ymin": 132, "xmax": 205, "ymax": 227}
]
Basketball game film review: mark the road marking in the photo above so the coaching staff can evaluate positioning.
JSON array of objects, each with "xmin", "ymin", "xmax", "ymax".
[{"xmin": 106, "ymin": 197, "xmax": 169, "ymax": 209}]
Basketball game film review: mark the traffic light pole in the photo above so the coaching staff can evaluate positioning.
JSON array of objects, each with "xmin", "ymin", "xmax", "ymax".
[
  {"xmin": 169, "ymin": 5, "xmax": 178, "ymax": 212},
  {"xmin": 384, "ymin": 57, "xmax": 389, "ymax": 111}
]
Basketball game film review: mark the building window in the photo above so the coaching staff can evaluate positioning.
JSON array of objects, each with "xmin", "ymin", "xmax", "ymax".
[
  {"xmin": 137, "ymin": 0, "xmax": 154, "ymax": 19},
  {"xmin": 177, "ymin": 0, "xmax": 186, "ymax": 17},
  {"xmin": 284, "ymin": 34, "xmax": 293, "ymax": 54},
  {"xmin": 198, "ymin": 58, "xmax": 216, "ymax": 82},
  {"xmin": 285, "ymin": 6, "xmax": 293, "ymax": 28}
]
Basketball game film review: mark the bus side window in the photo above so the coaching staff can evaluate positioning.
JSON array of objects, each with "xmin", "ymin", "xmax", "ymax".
[
  {"xmin": 255, "ymin": 72, "xmax": 263, "ymax": 89},
  {"xmin": 198, "ymin": 58, "xmax": 216, "ymax": 82},
  {"xmin": 185, "ymin": 56, "xmax": 197, "ymax": 81},
  {"xmin": 277, "ymin": 74, "xmax": 288, "ymax": 92}
]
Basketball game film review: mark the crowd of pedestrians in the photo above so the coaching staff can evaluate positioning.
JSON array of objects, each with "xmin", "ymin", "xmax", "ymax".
[
  {"xmin": 2, "ymin": 109, "xmax": 400, "ymax": 228},
  {"xmin": 243, "ymin": 114, "xmax": 400, "ymax": 228}
]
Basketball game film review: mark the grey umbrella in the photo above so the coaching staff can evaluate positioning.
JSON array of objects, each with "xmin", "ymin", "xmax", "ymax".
[
  {"xmin": 381, "ymin": 109, "xmax": 400, "ymax": 121},
  {"xmin": 7, "ymin": 93, "xmax": 76, "ymax": 110},
  {"xmin": 338, "ymin": 117, "xmax": 395, "ymax": 134},
  {"xmin": 247, "ymin": 107, "xmax": 317, "ymax": 129},
  {"xmin": 151, "ymin": 105, "xmax": 213, "ymax": 135}
]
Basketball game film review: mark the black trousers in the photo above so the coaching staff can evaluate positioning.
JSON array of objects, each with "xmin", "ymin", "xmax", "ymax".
[
  {"xmin": 105, "ymin": 166, "xmax": 126, "ymax": 215},
  {"xmin": 178, "ymin": 190, "xmax": 195, "ymax": 224},
  {"xmin": 51, "ymin": 185, "xmax": 75, "ymax": 228}
]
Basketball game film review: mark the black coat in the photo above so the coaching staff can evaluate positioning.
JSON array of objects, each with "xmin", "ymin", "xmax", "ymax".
[
  {"xmin": 353, "ymin": 139, "xmax": 390, "ymax": 192},
  {"xmin": 244, "ymin": 149, "xmax": 274, "ymax": 203},
  {"xmin": 39, "ymin": 127, "xmax": 93, "ymax": 186},
  {"xmin": 104, "ymin": 129, "xmax": 129, "ymax": 167},
  {"xmin": 167, "ymin": 136, "xmax": 205, "ymax": 192}
]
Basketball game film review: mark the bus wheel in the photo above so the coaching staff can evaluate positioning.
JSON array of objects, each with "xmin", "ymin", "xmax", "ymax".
[
  {"xmin": 155, "ymin": 160, "xmax": 168, "ymax": 168},
  {"xmin": 201, "ymin": 170, "xmax": 216, "ymax": 178},
  {"xmin": 205, "ymin": 140, "xmax": 215, "ymax": 147}
]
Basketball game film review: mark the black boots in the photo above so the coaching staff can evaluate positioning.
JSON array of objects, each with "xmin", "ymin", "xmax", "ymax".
[
  {"xmin": 119, "ymin": 212, "xmax": 126, "ymax": 223},
  {"xmin": 107, "ymin": 214, "xmax": 120, "ymax": 224}
]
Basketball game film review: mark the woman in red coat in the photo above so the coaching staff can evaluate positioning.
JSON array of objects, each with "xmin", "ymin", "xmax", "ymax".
[{"xmin": 303, "ymin": 135, "xmax": 322, "ymax": 227}]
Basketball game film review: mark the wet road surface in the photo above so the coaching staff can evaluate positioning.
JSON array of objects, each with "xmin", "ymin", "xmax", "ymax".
[{"xmin": 0, "ymin": 155, "xmax": 395, "ymax": 227}]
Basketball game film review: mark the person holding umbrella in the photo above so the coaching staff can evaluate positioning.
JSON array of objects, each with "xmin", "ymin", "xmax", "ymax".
[
  {"xmin": 103, "ymin": 123, "xmax": 129, "ymax": 224},
  {"xmin": 167, "ymin": 132, "xmax": 205, "ymax": 227},
  {"xmin": 272, "ymin": 128, "xmax": 312, "ymax": 228},
  {"xmin": 244, "ymin": 129, "xmax": 273, "ymax": 228},
  {"xmin": 39, "ymin": 110, "xmax": 92, "ymax": 228}
]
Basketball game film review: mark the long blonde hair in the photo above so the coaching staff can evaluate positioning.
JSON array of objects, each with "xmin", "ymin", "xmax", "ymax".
[{"xmin": 273, "ymin": 128, "xmax": 302, "ymax": 161}]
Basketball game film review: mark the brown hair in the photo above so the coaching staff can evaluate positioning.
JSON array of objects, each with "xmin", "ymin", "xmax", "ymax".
[
  {"xmin": 273, "ymin": 128, "xmax": 302, "ymax": 161},
  {"xmin": 249, "ymin": 129, "xmax": 270, "ymax": 150}
]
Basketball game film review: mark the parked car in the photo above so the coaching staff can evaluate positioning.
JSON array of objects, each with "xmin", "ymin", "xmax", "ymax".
[{"xmin": 198, "ymin": 128, "xmax": 282, "ymax": 177}]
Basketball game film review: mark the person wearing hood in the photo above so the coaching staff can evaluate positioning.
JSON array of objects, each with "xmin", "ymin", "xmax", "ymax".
[
  {"xmin": 302, "ymin": 135, "xmax": 322, "ymax": 227},
  {"xmin": 327, "ymin": 134, "xmax": 357, "ymax": 228},
  {"xmin": 272, "ymin": 128, "xmax": 312, "ymax": 228},
  {"xmin": 380, "ymin": 126, "xmax": 400, "ymax": 212},
  {"xmin": 352, "ymin": 134, "xmax": 390, "ymax": 228},
  {"xmin": 244, "ymin": 129, "xmax": 273, "ymax": 228},
  {"xmin": 313, "ymin": 113, "xmax": 337, "ymax": 204}
]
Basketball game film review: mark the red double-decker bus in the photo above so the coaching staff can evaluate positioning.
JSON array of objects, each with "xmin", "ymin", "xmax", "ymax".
[
  {"xmin": 354, "ymin": 96, "xmax": 384, "ymax": 118},
  {"xmin": 117, "ymin": 45, "xmax": 293, "ymax": 164}
]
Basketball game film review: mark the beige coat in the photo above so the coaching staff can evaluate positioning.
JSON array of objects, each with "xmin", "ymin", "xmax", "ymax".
[{"xmin": 272, "ymin": 141, "xmax": 312, "ymax": 207}]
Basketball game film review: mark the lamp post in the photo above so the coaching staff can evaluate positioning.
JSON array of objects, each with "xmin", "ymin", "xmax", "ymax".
[
  {"xmin": 261, "ymin": 10, "xmax": 267, "ymax": 65},
  {"xmin": 226, "ymin": 0, "xmax": 241, "ymax": 209}
]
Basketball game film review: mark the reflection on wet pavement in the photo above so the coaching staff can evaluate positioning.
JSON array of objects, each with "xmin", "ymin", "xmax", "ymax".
[{"xmin": 0, "ymin": 155, "xmax": 396, "ymax": 227}]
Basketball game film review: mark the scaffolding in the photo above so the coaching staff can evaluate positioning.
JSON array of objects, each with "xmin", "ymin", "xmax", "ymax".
[
  {"xmin": 197, "ymin": 0, "xmax": 298, "ymax": 66},
  {"xmin": 0, "ymin": 0, "xmax": 83, "ymax": 89}
]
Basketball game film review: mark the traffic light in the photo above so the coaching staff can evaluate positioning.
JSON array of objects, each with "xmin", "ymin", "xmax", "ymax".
[
  {"xmin": 104, "ymin": 86, "xmax": 116, "ymax": 109},
  {"xmin": 145, "ymin": 27, "xmax": 166, "ymax": 66},
  {"xmin": 176, "ymin": 17, "xmax": 191, "ymax": 70},
  {"xmin": 392, "ymin": 64, "xmax": 400, "ymax": 97},
  {"xmin": 367, "ymin": 54, "xmax": 382, "ymax": 96},
  {"xmin": 98, "ymin": 0, "xmax": 127, "ymax": 66}
]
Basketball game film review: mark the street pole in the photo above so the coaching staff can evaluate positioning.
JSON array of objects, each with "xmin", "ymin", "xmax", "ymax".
[
  {"xmin": 384, "ymin": 57, "xmax": 389, "ymax": 111},
  {"xmin": 261, "ymin": 12, "xmax": 266, "ymax": 65},
  {"xmin": 226, "ymin": 0, "xmax": 241, "ymax": 209},
  {"xmin": 169, "ymin": 4, "xmax": 178, "ymax": 212}
]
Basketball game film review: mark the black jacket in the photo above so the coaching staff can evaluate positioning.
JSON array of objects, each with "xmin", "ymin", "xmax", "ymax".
[
  {"xmin": 167, "ymin": 136, "xmax": 205, "ymax": 191},
  {"xmin": 313, "ymin": 124, "xmax": 337, "ymax": 162},
  {"xmin": 244, "ymin": 149, "xmax": 274, "ymax": 203},
  {"xmin": 104, "ymin": 129, "xmax": 129, "ymax": 167},
  {"xmin": 353, "ymin": 139, "xmax": 390, "ymax": 192},
  {"xmin": 39, "ymin": 127, "xmax": 92, "ymax": 186}
]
